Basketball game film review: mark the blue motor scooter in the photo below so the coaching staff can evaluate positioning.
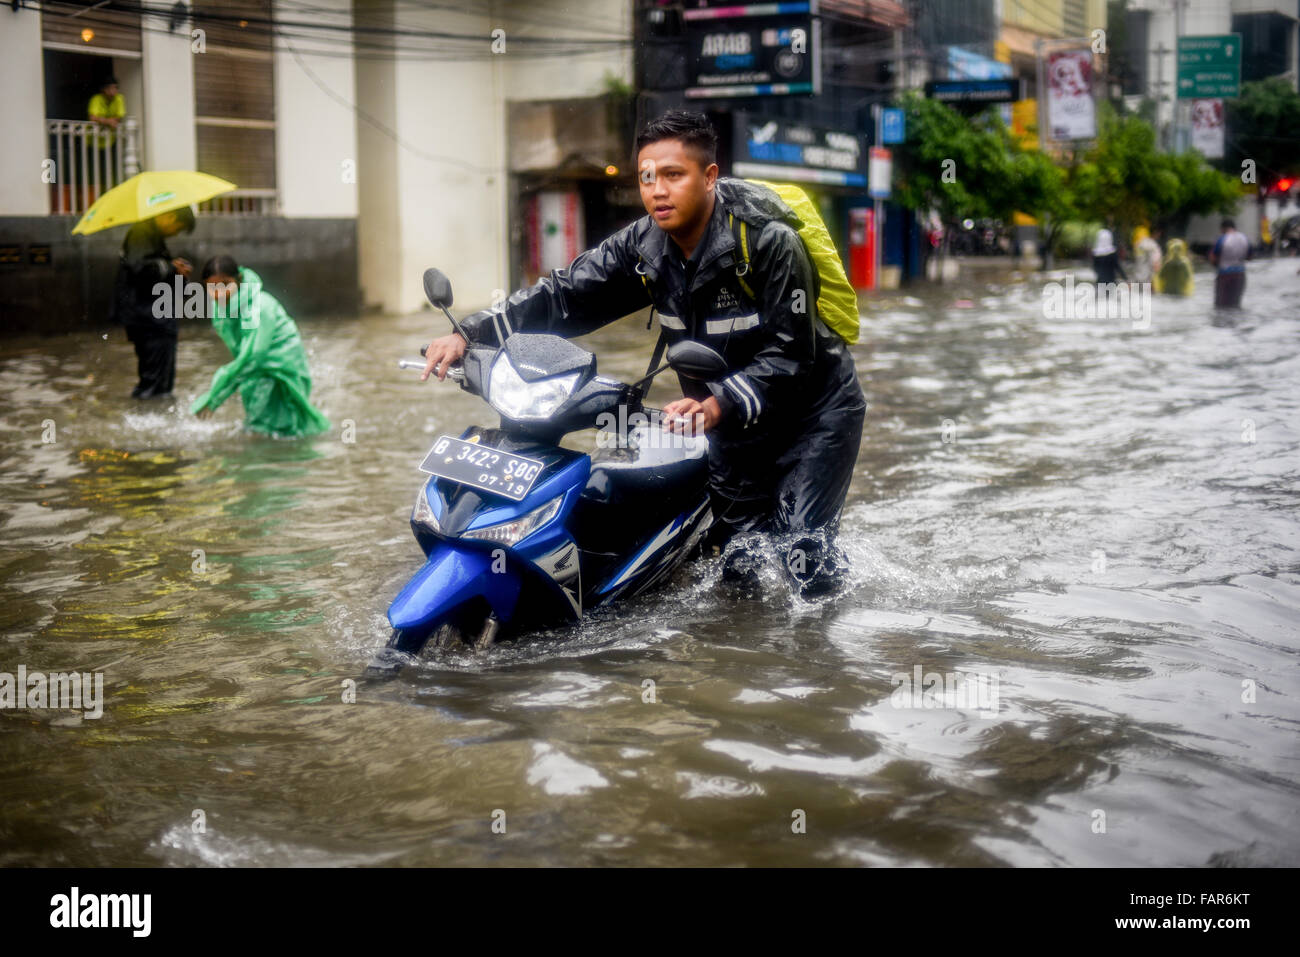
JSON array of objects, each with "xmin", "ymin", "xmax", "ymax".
[{"xmin": 368, "ymin": 269, "xmax": 726, "ymax": 672}]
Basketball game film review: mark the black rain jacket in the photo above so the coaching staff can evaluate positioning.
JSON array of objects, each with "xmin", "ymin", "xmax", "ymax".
[
  {"xmin": 458, "ymin": 177, "xmax": 865, "ymax": 505},
  {"xmin": 110, "ymin": 219, "xmax": 180, "ymax": 336}
]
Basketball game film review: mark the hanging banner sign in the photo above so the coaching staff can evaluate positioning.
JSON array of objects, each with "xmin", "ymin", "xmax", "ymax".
[
  {"xmin": 1191, "ymin": 98, "xmax": 1225, "ymax": 159},
  {"xmin": 1046, "ymin": 49, "xmax": 1096, "ymax": 141},
  {"xmin": 868, "ymin": 147, "xmax": 892, "ymax": 199}
]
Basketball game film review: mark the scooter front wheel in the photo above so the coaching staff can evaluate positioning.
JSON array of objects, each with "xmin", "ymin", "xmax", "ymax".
[{"xmin": 363, "ymin": 625, "xmax": 436, "ymax": 677}]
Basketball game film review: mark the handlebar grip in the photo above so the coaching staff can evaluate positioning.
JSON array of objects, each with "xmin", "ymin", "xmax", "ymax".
[{"xmin": 419, "ymin": 345, "xmax": 428, "ymax": 357}]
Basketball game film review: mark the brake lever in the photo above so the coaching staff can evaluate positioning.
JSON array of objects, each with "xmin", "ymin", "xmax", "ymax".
[{"xmin": 399, "ymin": 358, "xmax": 465, "ymax": 384}]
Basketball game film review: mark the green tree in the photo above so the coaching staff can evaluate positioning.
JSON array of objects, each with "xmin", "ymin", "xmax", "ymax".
[
  {"xmin": 1076, "ymin": 102, "xmax": 1238, "ymax": 237},
  {"xmin": 1223, "ymin": 77, "xmax": 1300, "ymax": 183}
]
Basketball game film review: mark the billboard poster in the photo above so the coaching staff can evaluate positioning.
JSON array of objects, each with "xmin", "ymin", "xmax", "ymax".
[
  {"xmin": 684, "ymin": 14, "xmax": 818, "ymax": 98},
  {"xmin": 1046, "ymin": 49, "xmax": 1095, "ymax": 141},
  {"xmin": 732, "ymin": 114, "xmax": 866, "ymax": 187},
  {"xmin": 1191, "ymin": 98, "xmax": 1225, "ymax": 159}
]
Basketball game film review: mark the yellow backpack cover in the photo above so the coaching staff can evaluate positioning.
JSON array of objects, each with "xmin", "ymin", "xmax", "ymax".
[{"xmin": 727, "ymin": 179, "xmax": 861, "ymax": 345}]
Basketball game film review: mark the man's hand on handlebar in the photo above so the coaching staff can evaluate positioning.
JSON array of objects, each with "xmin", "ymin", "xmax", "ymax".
[{"xmin": 421, "ymin": 332, "xmax": 468, "ymax": 381}]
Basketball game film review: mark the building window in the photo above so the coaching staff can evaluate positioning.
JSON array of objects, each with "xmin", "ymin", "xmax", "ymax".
[{"xmin": 192, "ymin": 0, "xmax": 276, "ymax": 191}]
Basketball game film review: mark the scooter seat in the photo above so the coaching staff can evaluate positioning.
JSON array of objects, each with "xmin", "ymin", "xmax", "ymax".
[
  {"xmin": 586, "ymin": 453, "xmax": 706, "ymax": 500},
  {"xmin": 574, "ymin": 429, "xmax": 710, "ymax": 553}
]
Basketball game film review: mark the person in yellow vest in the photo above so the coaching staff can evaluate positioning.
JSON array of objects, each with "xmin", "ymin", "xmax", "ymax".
[
  {"xmin": 88, "ymin": 77, "xmax": 126, "ymax": 149},
  {"xmin": 88, "ymin": 77, "xmax": 126, "ymax": 185}
]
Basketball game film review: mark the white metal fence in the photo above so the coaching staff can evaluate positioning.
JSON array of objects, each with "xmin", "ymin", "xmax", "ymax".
[
  {"xmin": 46, "ymin": 117, "xmax": 279, "ymax": 218},
  {"xmin": 198, "ymin": 189, "xmax": 280, "ymax": 216},
  {"xmin": 46, "ymin": 116, "xmax": 140, "ymax": 215}
]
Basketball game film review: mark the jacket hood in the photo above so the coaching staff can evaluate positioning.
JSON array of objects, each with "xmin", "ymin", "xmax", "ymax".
[
  {"xmin": 210, "ymin": 266, "xmax": 264, "ymax": 324},
  {"xmin": 715, "ymin": 177, "xmax": 803, "ymax": 230}
]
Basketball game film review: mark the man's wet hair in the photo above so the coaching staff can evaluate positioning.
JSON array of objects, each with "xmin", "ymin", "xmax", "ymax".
[
  {"xmin": 159, "ymin": 205, "xmax": 196, "ymax": 234},
  {"xmin": 635, "ymin": 110, "xmax": 718, "ymax": 169},
  {"xmin": 201, "ymin": 254, "xmax": 241, "ymax": 282}
]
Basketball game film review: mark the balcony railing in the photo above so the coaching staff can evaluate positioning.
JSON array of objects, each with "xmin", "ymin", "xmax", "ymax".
[
  {"xmin": 198, "ymin": 189, "xmax": 280, "ymax": 216},
  {"xmin": 47, "ymin": 116, "xmax": 140, "ymax": 215},
  {"xmin": 45, "ymin": 117, "xmax": 279, "ymax": 218}
]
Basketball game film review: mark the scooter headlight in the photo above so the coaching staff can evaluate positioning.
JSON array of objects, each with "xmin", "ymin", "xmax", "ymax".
[
  {"xmin": 463, "ymin": 494, "xmax": 563, "ymax": 546},
  {"xmin": 412, "ymin": 480, "xmax": 440, "ymax": 533},
  {"xmin": 488, "ymin": 354, "xmax": 579, "ymax": 421}
]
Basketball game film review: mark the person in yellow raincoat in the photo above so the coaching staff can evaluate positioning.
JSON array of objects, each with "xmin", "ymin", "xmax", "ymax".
[
  {"xmin": 1131, "ymin": 225, "xmax": 1162, "ymax": 284},
  {"xmin": 1156, "ymin": 238, "xmax": 1195, "ymax": 297},
  {"xmin": 191, "ymin": 256, "xmax": 331, "ymax": 437}
]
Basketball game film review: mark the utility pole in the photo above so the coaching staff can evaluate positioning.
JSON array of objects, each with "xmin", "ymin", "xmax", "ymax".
[
  {"xmin": 1172, "ymin": 0, "xmax": 1189, "ymax": 152},
  {"xmin": 1152, "ymin": 43, "xmax": 1173, "ymax": 150}
]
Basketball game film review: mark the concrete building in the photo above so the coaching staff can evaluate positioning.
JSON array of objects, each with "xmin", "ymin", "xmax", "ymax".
[
  {"xmin": 1119, "ymin": 0, "xmax": 1299, "ymax": 147},
  {"xmin": 0, "ymin": 0, "xmax": 634, "ymax": 334}
]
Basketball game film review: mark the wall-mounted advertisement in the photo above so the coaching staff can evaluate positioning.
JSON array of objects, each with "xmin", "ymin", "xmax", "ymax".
[
  {"xmin": 731, "ymin": 114, "xmax": 866, "ymax": 187},
  {"xmin": 684, "ymin": 3, "xmax": 820, "ymax": 99}
]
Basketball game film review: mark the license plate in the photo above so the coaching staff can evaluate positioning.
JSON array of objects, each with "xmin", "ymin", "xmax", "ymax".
[{"xmin": 418, "ymin": 435, "xmax": 545, "ymax": 502}]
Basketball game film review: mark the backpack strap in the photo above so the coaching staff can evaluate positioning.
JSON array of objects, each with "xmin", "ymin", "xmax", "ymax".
[
  {"xmin": 728, "ymin": 209, "xmax": 818, "ymax": 356},
  {"xmin": 727, "ymin": 212, "xmax": 758, "ymax": 303},
  {"xmin": 627, "ymin": 258, "xmax": 665, "ymax": 410}
]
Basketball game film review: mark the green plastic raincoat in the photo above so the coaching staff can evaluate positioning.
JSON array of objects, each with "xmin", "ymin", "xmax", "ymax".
[{"xmin": 191, "ymin": 267, "xmax": 331, "ymax": 437}]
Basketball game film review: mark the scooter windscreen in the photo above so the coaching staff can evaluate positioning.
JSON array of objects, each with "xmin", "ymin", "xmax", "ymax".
[{"xmin": 462, "ymin": 334, "xmax": 626, "ymax": 435}]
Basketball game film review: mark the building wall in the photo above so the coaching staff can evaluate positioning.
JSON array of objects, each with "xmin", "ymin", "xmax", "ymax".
[
  {"xmin": 351, "ymin": 0, "xmax": 633, "ymax": 317},
  {"xmin": 354, "ymin": 0, "xmax": 402, "ymax": 315},
  {"xmin": 499, "ymin": 0, "xmax": 633, "ymax": 102},
  {"xmin": 0, "ymin": 215, "xmax": 358, "ymax": 336},
  {"xmin": 0, "ymin": 6, "xmax": 50, "ymax": 216},
  {"xmin": 1002, "ymin": 0, "xmax": 1065, "ymax": 37},
  {"xmin": 273, "ymin": 0, "xmax": 358, "ymax": 218},
  {"xmin": 389, "ymin": 4, "xmax": 502, "ymax": 316},
  {"xmin": 140, "ymin": 8, "xmax": 197, "ymax": 172}
]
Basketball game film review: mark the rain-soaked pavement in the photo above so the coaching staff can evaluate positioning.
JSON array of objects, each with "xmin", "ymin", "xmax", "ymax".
[{"xmin": 1, "ymin": 258, "xmax": 1298, "ymax": 866}]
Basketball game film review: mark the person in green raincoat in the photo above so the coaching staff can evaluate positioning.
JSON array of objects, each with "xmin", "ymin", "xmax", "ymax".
[{"xmin": 191, "ymin": 256, "xmax": 331, "ymax": 437}]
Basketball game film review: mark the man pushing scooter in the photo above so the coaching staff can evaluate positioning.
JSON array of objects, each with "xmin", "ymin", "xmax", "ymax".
[{"xmin": 422, "ymin": 110, "xmax": 866, "ymax": 596}]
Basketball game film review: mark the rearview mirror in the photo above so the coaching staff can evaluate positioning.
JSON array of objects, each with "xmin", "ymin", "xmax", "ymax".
[
  {"xmin": 423, "ymin": 268, "xmax": 453, "ymax": 309},
  {"xmin": 666, "ymin": 340, "xmax": 728, "ymax": 380}
]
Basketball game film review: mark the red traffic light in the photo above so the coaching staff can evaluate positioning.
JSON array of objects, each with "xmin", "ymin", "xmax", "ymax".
[{"xmin": 1277, "ymin": 178, "xmax": 1294, "ymax": 192}]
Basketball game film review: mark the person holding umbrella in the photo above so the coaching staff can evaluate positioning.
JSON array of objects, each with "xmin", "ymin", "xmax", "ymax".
[
  {"xmin": 109, "ymin": 206, "xmax": 194, "ymax": 398},
  {"xmin": 72, "ymin": 169, "xmax": 238, "ymax": 399}
]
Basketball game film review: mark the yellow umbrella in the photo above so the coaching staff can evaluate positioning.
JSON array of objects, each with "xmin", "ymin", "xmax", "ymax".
[{"xmin": 71, "ymin": 170, "xmax": 237, "ymax": 235}]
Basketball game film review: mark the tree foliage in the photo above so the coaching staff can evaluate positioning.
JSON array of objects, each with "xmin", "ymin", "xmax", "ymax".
[
  {"xmin": 894, "ymin": 92, "xmax": 1239, "ymax": 246},
  {"xmin": 1223, "ymin": 77, "xmax": 1300, "ymax": 182}
]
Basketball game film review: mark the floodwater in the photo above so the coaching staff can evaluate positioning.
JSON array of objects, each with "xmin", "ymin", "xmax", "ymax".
[{"xmin": 1, "ymin": 259, "xmax": 1298, "ymax": 867}]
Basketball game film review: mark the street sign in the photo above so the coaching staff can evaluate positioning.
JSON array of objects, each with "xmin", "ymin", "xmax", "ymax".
[
  {"xmin": 881, "ymin": 108, "xmax": 905, "ymax": 144},
  {"xmin": 868, "ymin": 147, "xmax": 891, "ymax": 199},
  {"xmin": 924, "ymin": 79, "xmax": 1019, "ymax": 104},
  {"xmin": 1177, "ymin": 34, "xmax": 1241, "ymax": 98}
]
